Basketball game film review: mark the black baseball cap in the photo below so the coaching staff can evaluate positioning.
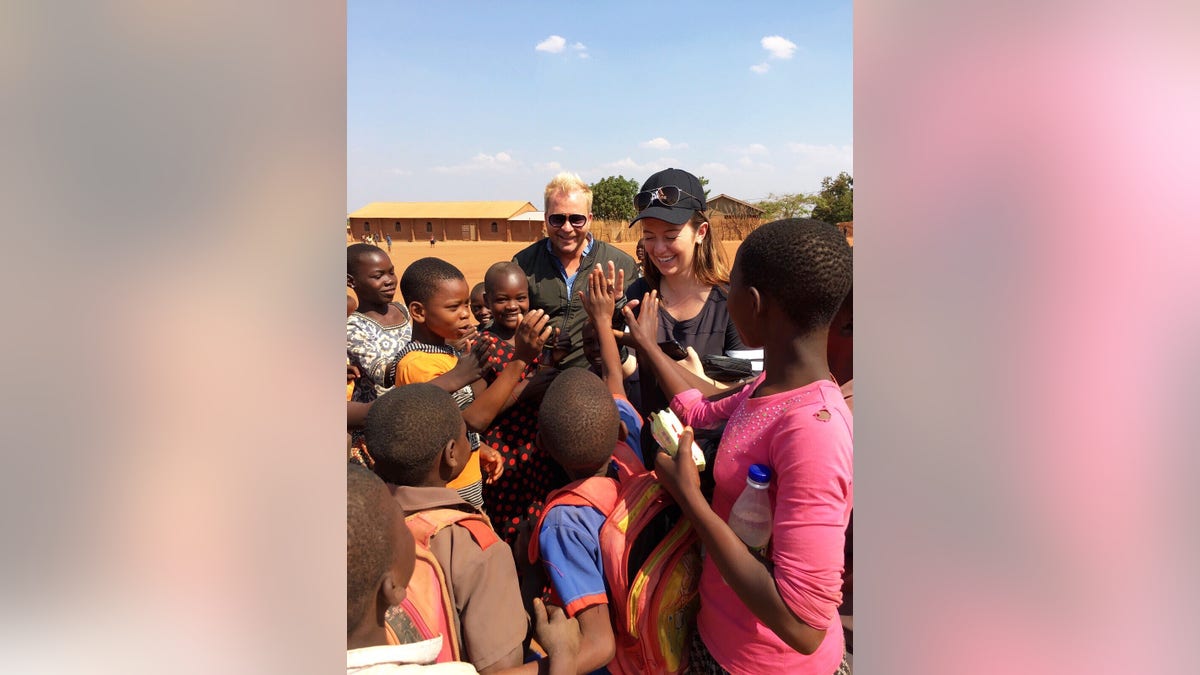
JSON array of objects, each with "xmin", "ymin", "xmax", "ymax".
[{"xmin": 629, "ymin": 168, "xmax": 706, "ymax": 227}]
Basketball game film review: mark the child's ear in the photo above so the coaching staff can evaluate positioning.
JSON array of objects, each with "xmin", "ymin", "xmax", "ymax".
[
  {"xmin": 380, "ymin": 572, "xmax": 406, "ymax": 608},
  {"xmin": 748, "ymin": 286, "xmax": 765, "ymax": 318},
  {"xmin": 409, "ymin": 301, "xmax": 426, "ymax": 323},
  {"xmin": 442, "ymin": 438, "xmax": 460, "ymax": 471}
]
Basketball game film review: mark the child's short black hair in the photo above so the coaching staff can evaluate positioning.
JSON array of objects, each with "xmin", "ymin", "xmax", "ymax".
[
  {"xmin": 347, "ymin": 462, "xmax": 393, "ymax": 635},
  {"xmin": 539, "ymin": 368, "xmax": 619, "ymax": 473},
  {"xmin": 483, "ymin": 261, "xmax": 528, "ymax": 295},
  {"xmin": 364, "ymin": 383, "xmax": 463, "ymax": 487},
  {"xmin": 400, "ymin": 257, "xmax": 466, "ymax": 306},
  {"xmin": 738, "ymin": 218, "xmax": 852, "ymax": 335},
  {"xmin": 347, "ymin": 243, "xmax": 385, "ymax": 276}
]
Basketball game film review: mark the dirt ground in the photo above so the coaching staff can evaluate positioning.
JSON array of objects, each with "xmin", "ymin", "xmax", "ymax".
[{"xmin": 365, "ymin": 238, "xmax": 744, "ymax": 289}]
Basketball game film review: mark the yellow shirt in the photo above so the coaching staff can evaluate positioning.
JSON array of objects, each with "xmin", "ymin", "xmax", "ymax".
[{"xmin": 394, "ymin": 350, "xmax": 482, "ymax": 489}]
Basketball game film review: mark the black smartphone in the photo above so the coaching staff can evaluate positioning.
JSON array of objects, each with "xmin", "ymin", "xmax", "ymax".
[
  {"xmin": 658, "ymin": 340, "xmax": 689, "ymax": 361},
  {"xmin": 611, "ymin": 295, "xmax": 629, "ymax": 331}
]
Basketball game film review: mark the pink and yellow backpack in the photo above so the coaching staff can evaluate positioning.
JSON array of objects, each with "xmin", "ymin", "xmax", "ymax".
[{"xmin": 530, "ymin": 442, "xmax": 703, "ymax": 674}]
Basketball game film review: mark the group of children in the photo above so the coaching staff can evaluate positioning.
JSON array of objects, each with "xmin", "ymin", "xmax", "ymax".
[{"xmin": 346, "ymin": 218, "xmax": 853, "ymax": 675}]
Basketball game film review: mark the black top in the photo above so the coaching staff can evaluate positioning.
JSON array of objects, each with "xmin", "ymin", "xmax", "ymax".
[{"xmin": 625, "ymin": 277, "xmax": 747, "ymax": 462}]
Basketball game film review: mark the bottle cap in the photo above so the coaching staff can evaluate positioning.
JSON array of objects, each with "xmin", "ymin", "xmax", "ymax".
[{"xmin": 748, "ymin": 463, "xmax": 771, "ymax": 484}]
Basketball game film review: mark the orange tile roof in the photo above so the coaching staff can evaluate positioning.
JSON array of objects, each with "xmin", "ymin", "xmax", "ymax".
[{"xmin": 348, "ymin": 201, "xmax": 536, "ymax": 220}]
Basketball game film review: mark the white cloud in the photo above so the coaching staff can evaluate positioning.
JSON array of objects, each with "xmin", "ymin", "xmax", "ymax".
[
  {"xmin": 390, "ymin": 168, "xmax": 412, "ymax": 176},
  {"xmin": 432, "ymin": 151, "xmax": 520, "ymax": 175},
  {"xmin": 699, "ymin": 162, "xmax": 731, "ymax": 174},
  {"xmin": 535, "ymin": 161, "xmax": 562, "ymax": 172},
  {"xmin": 735, "ymin": 156, "xmax": 775, "ymax": 171},
  {"xmin": 595, "ymin": 156, "xmax": 676, "ymax": 175},
  {"xmin": 750, "ymin": 62, "xmax": 770, "ymax": 74},
  {"xmin": 570, "ymin": 41, "xmax": 590, "ymax": 59},
  {"xmin": 535, "ymin": 35, "xmax": 566, "ymax": 53},
  {"xmin": 746, "ymin": 143, "xmax": 769, "ymax": 155},
  {"xmin": 639, "ymin": 137, "xmax": 689, "ymax": 151},
  {"xmin": 785, "ymin": 143, "xmax": 854, "ymax": 167},
  {"xmin": 551, "ymin": 146, "xmax": 563, "ymax": 152},
  {"xmin": 761, "ymin": 35, "xmax": 797, "ymax": 59}
]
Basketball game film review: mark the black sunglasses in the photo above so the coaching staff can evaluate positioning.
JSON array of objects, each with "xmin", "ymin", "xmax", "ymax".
[
  {"xmin": 633, "ymin": 185, "xmax": 702, "ymax": 212},
  {"xmin": 547, "ymin": 213, "xmax": 588, "ymax": 228}
]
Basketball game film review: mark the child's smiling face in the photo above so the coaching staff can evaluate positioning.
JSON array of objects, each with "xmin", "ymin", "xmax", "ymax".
[{"xmin": 485, "ymin": 272, "xmax": 530, "ymax": 332}]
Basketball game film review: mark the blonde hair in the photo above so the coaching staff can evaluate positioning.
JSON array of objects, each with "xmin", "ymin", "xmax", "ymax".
[
  {"xmin": 544, "ymin": 172, "xmax": 593, "ymax": 214},
  {"xmin": 643, "ymin": 210, "xmax": 731, "ymax": 290}
]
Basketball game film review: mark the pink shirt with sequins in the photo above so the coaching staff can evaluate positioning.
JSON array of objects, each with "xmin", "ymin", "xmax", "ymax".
[{"xmin": 670, "ymin": 374, "xmax": 852, "ymax": 674}]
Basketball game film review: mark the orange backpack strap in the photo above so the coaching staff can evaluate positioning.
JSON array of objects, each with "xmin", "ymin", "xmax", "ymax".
[
  {"xmin": 399, "ymin": 508, "xmax": 500, "ymax": 663},
  {"xmin": 611, "ymin": 441, "xmax": 645, "ymax": 482},
  {"xmin": 528, "ymin": 476, "xmax": 620, "ymax": 564}
]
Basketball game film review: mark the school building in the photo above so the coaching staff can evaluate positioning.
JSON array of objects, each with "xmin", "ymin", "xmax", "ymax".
[{"xmin": 347, "ymin": 201, "xmax": 543, "ymax": 243}]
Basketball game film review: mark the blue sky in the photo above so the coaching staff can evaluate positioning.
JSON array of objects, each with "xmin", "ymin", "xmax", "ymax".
[{"xmin": 348, "ymin": 1, "xmax": 851, "ymax": 211}]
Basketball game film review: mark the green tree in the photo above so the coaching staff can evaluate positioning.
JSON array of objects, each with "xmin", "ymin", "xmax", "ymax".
[
  {"xmin": 811, "ymin": 172, "xmax": 853, "ymax": 224},
  {"xmin": 756, "ymin": 192, "xmax": 817, "ymax": 221},
  {"xmin": 590, "ymin": 175, "xmax": 640, "ymax": 221},
  {"xmin": 698, "ymin": 176, "xmax": 711, "ymax": 200}
]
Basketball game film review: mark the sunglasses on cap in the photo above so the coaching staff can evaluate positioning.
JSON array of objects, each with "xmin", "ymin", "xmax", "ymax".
[
  {"xmin": 547, "ymin": 213, "xmax": 588, "ymax": 228},
  {"xmin": 633, "ymin": 185, "xmax": 703, "ymax": 212}
]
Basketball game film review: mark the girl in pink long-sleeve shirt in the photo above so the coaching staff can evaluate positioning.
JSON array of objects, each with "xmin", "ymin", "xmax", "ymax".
[{"xmin": 622, "ymin": 218, "xmax": 853, "ymax": 675}]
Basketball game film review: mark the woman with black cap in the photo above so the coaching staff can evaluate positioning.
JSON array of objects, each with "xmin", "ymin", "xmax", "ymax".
[{"xmin": 624, "ymin": 167, "xmax": 749, "ymax": 464}]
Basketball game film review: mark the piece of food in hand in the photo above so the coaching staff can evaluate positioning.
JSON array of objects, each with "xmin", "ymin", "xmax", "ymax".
[{"xmin": 649, "ymin": 408, "xmax": 706, "ymax": 470}]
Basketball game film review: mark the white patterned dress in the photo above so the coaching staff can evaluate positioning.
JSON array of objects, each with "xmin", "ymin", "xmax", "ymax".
[{"xmin": 347, "ymin": 302, "xmax": 413, "ymax": 405}]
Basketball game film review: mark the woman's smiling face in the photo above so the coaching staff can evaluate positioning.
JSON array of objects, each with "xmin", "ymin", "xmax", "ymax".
[{"xmin": 640, "ymin": 218, "xmax": 706, "ymax": 279}]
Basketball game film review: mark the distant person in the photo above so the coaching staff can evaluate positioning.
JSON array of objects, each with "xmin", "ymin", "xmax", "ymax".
[
  {"xmin": 634, "ymin": 239, "xmax": 646, "ymax": 278},
  {"xmin": 469, "ymin": 282, "xmax": 492, "ymax": 332},
  {"xmin": 431, "ymin": 235, "xmax": 437, "ymax": 247},
  {"xmin": 385, "ymin": 233, "xmax": 393, "ymax": 252},
  {"xmin": 513, "ymin": 172, "xmax": 638, "ymax": 370},
  {"xmin": 624, "ymin": 168, "xmax": 748, "ymax": 462}
]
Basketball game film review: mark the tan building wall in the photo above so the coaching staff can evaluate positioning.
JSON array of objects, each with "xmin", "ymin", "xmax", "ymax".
[{"xmin": 349, "ymin": 204, "xmax": 540, "ymax": 243}]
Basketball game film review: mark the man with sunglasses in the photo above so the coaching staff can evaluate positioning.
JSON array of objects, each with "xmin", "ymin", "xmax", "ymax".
[{"xmin": 512, "ymin": 172, "xmax": 639, "ymax": 370}]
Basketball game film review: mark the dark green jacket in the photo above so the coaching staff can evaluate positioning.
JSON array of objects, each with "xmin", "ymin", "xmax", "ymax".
[{"xmin": 512, "ymin": 237, "xmax": 639, "ymax": 370}]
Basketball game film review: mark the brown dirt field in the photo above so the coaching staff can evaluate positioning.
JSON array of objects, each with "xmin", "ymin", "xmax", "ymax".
[{"xmin": 364, "ymin": 238, "xmax": 744, "ymax": 289}]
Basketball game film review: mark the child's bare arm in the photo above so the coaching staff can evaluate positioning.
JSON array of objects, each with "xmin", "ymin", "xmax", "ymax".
[
  {"xmin": 429, "ymin": 337, "xmax": 494, "ymax": 392},
  {"xmin": 621, "ymin": 291, "xmax": 698, "ymax": 400},
  {"xmin": 534, "ymin": 598, "xmax": 581, "ymax": 675},
  {"xmin": 571, "ymin": 604, "xmax": 616, "ymax": 674},
  {"xmin": 461, "ymin": 310, "xmax": 552, "ymax": 432},
  {"xmin": 580, "ymin": 265, "xmax": 626, "ymax": 399},
  {"xmin": 653, "ymin": 428, "xmax": 829, "ymax": 655}
]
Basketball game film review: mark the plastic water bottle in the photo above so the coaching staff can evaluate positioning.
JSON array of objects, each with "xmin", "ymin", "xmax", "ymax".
[{"xmin": 727, "ymin": 464, "xmax": 773, "ymax": 555}]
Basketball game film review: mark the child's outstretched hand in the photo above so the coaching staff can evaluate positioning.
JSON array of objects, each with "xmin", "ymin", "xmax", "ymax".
[
  {"xmin": 514, "ymin": 308, "xmax": 553, "ymax": 362},
  {"xmin": 450, "ymin": 327, "xmax": 479, "ymax": 354},
  {"xmin": 480, "ymin": 445, "xmax": 504, "ymax": 483},
  {"xmin": 446, "ymin": 335, "xmax": 495, "ymax": 383},
  {"xmin": 532, "ymin": 597, "xmax": 582, "ymax": 663},
  {"xmin": 579, "ymin": 264, "xmax": 621, "ymax": 327},
  {"xmin": 621, "ymin": 290, "xmax": 660, "ymax": 351},
  {"xmin": 654, "ymin": 425, "xmax": 702, "ymax": 502}
]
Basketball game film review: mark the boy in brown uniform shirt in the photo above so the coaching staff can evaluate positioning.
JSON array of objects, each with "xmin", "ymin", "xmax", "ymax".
[{"xmin": 364, "ymin": 383, "xmax": 531, "ymax": 674}]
